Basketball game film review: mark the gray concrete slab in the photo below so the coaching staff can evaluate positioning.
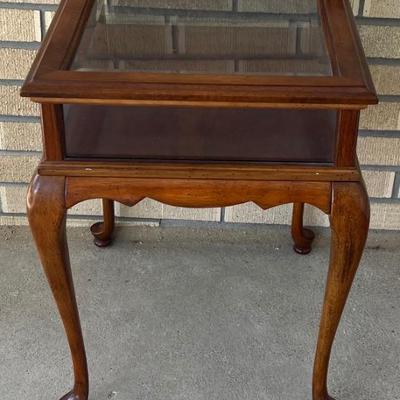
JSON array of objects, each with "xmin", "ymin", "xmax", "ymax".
[{"xmin": 0, "ymin": 224, "xmax": 399, "ymax": 400}]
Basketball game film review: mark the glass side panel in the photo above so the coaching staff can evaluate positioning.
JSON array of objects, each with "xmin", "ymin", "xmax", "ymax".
[
  {"xmin": 71, "ymin": 0, "xmax": 332, "ymax": 76},
  {"xmin": 63, "ymin": 105, "xmax": 337, "ymax": 163}
]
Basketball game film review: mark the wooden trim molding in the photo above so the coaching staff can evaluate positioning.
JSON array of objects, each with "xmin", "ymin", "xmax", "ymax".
[
  {"xmin": 38, "ymin": 161, "xmax": 362, "ymax": 182},
  {"xmin": 65, "ymin": 177, "xmax": 333, "ymax": 214},
  {"xmin": 20, "ymin": 0, "xmax": 377, "ymax": 107}
]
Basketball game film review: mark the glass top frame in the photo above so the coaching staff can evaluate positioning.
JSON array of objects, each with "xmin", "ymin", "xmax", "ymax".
[
  {"xmin": 21, "ymin": 0, "xmax": 377, "ymax": 107},
  {"xmin": 70, "ymin": 0, "xmax": 333, "ymax": 77}
]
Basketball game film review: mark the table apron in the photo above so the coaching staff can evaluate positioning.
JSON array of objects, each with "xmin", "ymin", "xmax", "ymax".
[{"xmin": 65, "ymin": 177, "xmax": 332, "ymax": 215}]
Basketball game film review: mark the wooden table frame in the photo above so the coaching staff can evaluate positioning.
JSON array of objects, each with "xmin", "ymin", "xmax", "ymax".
[
  {"xmin": 21, "ymin": 0, "xmax": 378, "ymax": 399},
  {"xmin": 27, "ymin": 160, "xmax": 369, "ymax": 400}
]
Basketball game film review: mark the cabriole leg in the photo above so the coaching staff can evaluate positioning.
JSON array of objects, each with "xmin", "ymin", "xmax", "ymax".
[
  {"xmin": 27, "ymin": 175, "xmax": 89, "ymax": 400},
  {"xmin": 292, "ymin": 202, "xmax": 315, "ymax": 255},
  {"xmin": 313, "ymin": 182, "xmax": 370, "ymax": 400},
  {"xmin": 90, "ymin": 199, "xmax": 115, "ymax": 247}
]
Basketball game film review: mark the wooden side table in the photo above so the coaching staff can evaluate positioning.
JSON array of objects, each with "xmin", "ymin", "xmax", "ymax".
[{"xmin": 21, "ymin": 1, "xmax": 378, "ymax": 399}]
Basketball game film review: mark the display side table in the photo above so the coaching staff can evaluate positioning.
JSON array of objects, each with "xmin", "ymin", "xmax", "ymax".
[{"xmin": 21, "ymin": 0, "xmax": 378, "ymax": 399}]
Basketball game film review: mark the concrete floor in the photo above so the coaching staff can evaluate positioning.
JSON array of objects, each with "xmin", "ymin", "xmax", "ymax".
[{"xmin": 0, "ymin": 224, "xmax": 399, "ymax": 400}]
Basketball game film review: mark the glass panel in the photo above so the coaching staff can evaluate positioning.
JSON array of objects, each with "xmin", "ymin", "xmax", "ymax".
[
  {"xmin": 71, "ymin": 0, "xmax": 332, "ymax": 76},
  {"xmin": 63, "ymin": 105, "xmax": 337, "ymax": 163}
]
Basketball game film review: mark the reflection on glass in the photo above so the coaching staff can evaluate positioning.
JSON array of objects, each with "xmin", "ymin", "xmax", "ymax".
[{"xmin": 71, "ymin": 0, "xmax": 332, "ymax": 76}]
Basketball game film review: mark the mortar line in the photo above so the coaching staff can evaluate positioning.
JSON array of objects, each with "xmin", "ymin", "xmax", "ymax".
[
  {"xmin": 356, "ymin": 16, "xmax": 400, "ymax": 26},
  {"xmin": 0, "ymin": 149, "xmax": 42, "ymax": 156},
  {"xmin": 0, "ymin": 2, "xmax": 58, "ymax": 11},
  {"xmin": 232, "ymin": 0, "xmax": 238, "ymax": 12},
  {"xmin": 0, "ymin": 115, "xmax": 41, "ymax": 123},
  {"xmin": 2, "ymin": 211, "xmax": 400, "ymax": 233},
  {"xmin": 367, "ymin": 58, "xmax": 400, "ymax": 66},
  {"xmin": 0, "ymin": 79, "xmax": 25, "ymax": 86},
  {"xmin": 220, "ymin": 207, "xmax": 226, "ymax": 223},
  {"xmin": 359, "ymin": 0, "xmax": 366, "ymax": 16},
  {"xmin": 40, "ymin": 9, "xmax": 46, "ymax": 41},
  {"xmin": 392, "ymin": 173, "xmax": 400, "ymax": 199},
  {"xmin": 361, "ymin": 165, "xmax": 400, "ymax": 172},
  {"xmin": 379, "ymin": 95, "xmax": 400, "ymax": 102},
  {"xmin": 0, "ymin": 41, "xmax": 40, "ymax": 49},
  {"xmin": 359, "ymin": 130, "xmax": 400, "ymax": 138},
  {"xmin": 0, "ymin": 182, "xmax": 31, "ymax": 187}
]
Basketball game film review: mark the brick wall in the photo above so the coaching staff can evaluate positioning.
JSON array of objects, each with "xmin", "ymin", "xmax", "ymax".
[{"xmin": 0, "ymin": 0, "xmax": 399, "ymax": 229}]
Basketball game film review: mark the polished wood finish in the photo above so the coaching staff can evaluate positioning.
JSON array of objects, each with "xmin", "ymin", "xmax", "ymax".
[
  {"xmin": 27, "ymin": 171, "xmax": 371, "ymax": 400},
  {"xmin": 41, "ymin": 104, "xmax": 65, "ymax": 161},
  {"xmin": 20, "ymin": 0, "xmax": 377, "ymax": 108},
  {"xmin": 37, "ymin": 161, "xmax": 362, "ymax": 182},
  {"xmin": 291, "ymin": 203, "xmax": 315, "ymax": 255},
  {"xmin": 22, "ymin": 1, "xmax": 377, "ymax": 398},
  {"xmin": 27, "ymin": 175, "xmax": 89, "ymax": 400},
  {"xmin": 313, "ymin": 181, "xmax": 370, "ymax": 400},
  {"xmin": 65, "ymin": 178, "xmax": 332, "ymax": 214},
  {"xmin": 32, "ymin": 97, "xmax": 371, "ymax": 110},
  {"xmin": 90, "ymin": 199, "xmax": 115, "ymax": 247},
  {"xmin": 335, "ymin": 110, "xmax": 360, "ymax": 167}
]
